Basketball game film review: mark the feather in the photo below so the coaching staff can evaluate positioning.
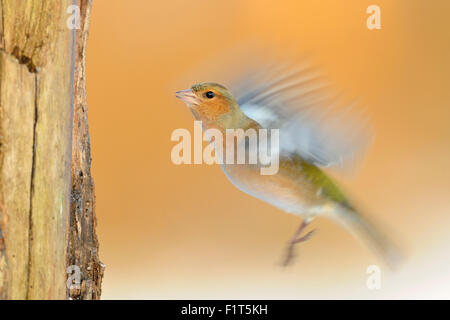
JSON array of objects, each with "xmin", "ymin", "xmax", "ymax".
[{"xmin": 230, "ymin": 62, "xmax": 374, "ymax": 170}]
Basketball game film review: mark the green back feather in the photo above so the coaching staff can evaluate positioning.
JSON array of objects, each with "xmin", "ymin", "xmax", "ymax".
[{"xmin": 287, "ymin": 156, "xmax": 353, "ymax": 210}]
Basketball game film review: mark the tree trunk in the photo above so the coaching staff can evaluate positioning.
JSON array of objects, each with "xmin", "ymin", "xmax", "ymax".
[{"xmin": 0, "ymin": 0, "xmax": 103, "ymax": 300}]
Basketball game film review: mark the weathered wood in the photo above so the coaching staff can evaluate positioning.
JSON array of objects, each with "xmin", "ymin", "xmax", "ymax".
[
  {"xmin": 67, "ymin": 0, "xmax": 104, "ymax": 300},
  {"xmin": 1, "ymin": 1, "xmax": 64, "ymax": 73},
  {"xmin": 0, "ymin": 0, "xmax": 102, "ymax": 299},
  {"xmin": 0, "ymin": 52, "xmax": 35, "ymax": 299}
]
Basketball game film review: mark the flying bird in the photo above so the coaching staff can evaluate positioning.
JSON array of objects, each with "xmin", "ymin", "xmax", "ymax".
[{"xmin": 175, "ymin": 63, "xmax": 400, "ymax": 267}]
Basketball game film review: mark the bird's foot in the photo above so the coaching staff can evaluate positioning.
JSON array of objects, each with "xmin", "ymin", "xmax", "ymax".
[
  {"xmin": 292, "ymin": 229, "xmax": 316, "ymax": 243},
  {"xmin": 282, "ymin": 220, "xmax": 316, "ymax": 267}
]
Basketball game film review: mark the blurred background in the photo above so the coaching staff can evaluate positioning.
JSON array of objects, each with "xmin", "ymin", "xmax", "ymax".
[{"xmin": 86, "ymin": 0, "xmax": 450, "ymax": 299}]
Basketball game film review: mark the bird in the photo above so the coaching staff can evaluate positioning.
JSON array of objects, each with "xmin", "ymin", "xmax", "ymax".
[{"xmin": 175, "ymin": 63, "xmax": 400, "ymax": 267}]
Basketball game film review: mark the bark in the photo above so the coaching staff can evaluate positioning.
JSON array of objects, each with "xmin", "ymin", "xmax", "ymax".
[
  {"xmin": 0, "ymin": 0, "xmax": 102, "ymax": 300},
  {"xmin": 67, "ymin": 0, "xmax": 104, "ymax": 300}
]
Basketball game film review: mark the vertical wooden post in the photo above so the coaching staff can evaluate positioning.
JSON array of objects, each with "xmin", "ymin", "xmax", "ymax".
[{"xmin": 0, "ymin": 0, "xmax": 102, "ymax": 300}]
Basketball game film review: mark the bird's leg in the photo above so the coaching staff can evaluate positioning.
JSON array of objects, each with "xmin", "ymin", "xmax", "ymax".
[{"xmin": 282, "ymin": 219, "xmax": 316, "ymax": 267}]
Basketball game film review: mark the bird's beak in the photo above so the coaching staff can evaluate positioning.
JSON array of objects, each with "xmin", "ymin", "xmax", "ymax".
[{"xmin": 175, "ymin": 89, "xmax": 199, "ymax": 106}]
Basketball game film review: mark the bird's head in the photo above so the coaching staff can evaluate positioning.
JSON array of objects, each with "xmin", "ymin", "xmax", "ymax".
[{"xmin": 175, "ymin": 82, "xmax": 240, "ymax": 126}]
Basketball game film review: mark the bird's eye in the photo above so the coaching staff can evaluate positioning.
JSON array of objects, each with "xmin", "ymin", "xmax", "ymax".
[{"xmin": 205, "ymin": 91, "xmax": 215, "ymax": 99}]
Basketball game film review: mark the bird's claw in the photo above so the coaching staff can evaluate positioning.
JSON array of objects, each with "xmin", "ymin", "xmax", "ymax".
[
  {"xmin": 282, "ymin": 224, "xmax": 316, "ymax": 267},
  {"xmin": 292, "ymin": 229, "xmax": 316, "ymax": 244}
]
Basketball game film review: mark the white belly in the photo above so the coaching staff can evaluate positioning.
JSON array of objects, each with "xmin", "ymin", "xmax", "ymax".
[{"xmin": 221, "ymin": 163, "xmax": 320, "ymax": 216}]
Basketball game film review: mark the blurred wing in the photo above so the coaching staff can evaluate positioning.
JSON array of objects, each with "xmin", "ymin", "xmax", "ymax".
[{"xmin": 231, "ymin": 63, "xmax": 373, "ymax": 170}]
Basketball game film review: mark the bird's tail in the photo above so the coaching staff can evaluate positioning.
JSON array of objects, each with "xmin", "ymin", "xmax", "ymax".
[{"xmin": 328, "ymin": 205, "xmax": 404, "ymax": 270}]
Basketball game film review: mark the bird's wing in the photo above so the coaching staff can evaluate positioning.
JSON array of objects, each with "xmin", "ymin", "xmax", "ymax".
[{"xmin": 231, "ymin": 63, "xmax": 373, "ymax": 170}]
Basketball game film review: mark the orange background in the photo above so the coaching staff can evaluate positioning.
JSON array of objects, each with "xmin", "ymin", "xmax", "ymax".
[{"xmin": 86, "ymin": 0, "xmax": 450, "ymax": 298}]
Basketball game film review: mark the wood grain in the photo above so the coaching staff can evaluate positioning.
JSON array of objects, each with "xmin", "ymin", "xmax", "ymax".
[{"xmin": 0, "ymin": 0, "xmax": 102, "ymax": 299}]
